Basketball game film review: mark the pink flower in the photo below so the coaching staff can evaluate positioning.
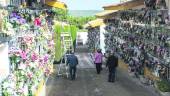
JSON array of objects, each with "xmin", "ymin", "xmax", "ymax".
[
  {"xmin": 48, "ymin": 40, "xmax": 55, "ymax": 47},
  {"xmin": 25, "ymin": 61, "xmax": 30, "ymax": 67},
  {"xmin": 45, "ymin": 68, "xmax": 50, "ymax": 76},
  {"xmin": 15, "ymin": 51, "xmax": 20, "ymax": 56},
  {"xmin": 39, "ymin": 58, "xmax": 43, "ymax": 63},
  {"xmin": 34, "ymin": 17, "xmax": 41, "ymax": 26},
  {"xmin": 27, "ymin": 72, "xmax": 33, "ymax": 79},
  {"xmin": 31, "ymin": 52, "xmax": 38, "ymax": 61},
  {"xmin": 39, "ymin": 58, "xmax": 44, "ymax": 68},
  {"xmin": 20, "ymin": 50, "xmax": 27, "ymax": 60}
]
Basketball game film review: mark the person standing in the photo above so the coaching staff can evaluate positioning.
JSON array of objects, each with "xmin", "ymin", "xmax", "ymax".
[
  {"xmin": 106, "ymin": 51, "xmax": 118, "ymax": 82},
  {"xmin": 67, "ymin": 52, "xmax": 78, "ymax": 80},
  {"xmin": 94, "ymin": 49, "xmax": 103, "ymax": 74}
]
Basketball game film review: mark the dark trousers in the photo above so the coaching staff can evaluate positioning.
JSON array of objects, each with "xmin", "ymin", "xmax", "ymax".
[
  {"xmin": 69, "ymin": 66, "xmax": 76, "ymax": 80},
  {"xmin": 96, "ymin": 63, "xmax": 102, "ymax": 74},
  {"xmin": 108, "ymin": 67, "xmax": 116, "ymax": 82}
]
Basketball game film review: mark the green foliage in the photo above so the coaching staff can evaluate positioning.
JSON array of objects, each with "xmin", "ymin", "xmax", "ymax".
[
  {"xmin": 63, "ymin": 25, "xmax": 70, "ymax": 32},
  {"xmin": 54, "ymin": 24, "xmax": 78, "ymax": 61},
  {"xmin": 54, "ymin": 24, "xmax": 62, "ymax": 61},
  {"xmin": 157, "ymin": 80, "xmax": 170, "ymax": 92},
  {"xmin": 52, "ymin": 8, "xmax": 96, "ymax": 29},
  {"xmin": 67, "ymin": 16, "xmax": 96, "ymax": 29},
  {"xmin": 70, "ymin": 25, "xmax": 78, "ymax": 41},
  {"xmin": 52, "ymin": 8, "xmax": 68, "ymax": 21},
  {"xmin": 52, "ymin": 8, "xmax": 93, "ymax": 60},
  {"xmin": 54, "ymin": 24, "xmax": 62, "ymax": 34}
]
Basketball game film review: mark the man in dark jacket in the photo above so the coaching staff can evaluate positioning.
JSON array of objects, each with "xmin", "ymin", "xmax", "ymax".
[
  {"xmin": 67, "ymin": 52, "xmax": 78, "ymax": 80},
  {"xmin": 106, "ymin": 52, "xmax": 118, "ymax": 82}
]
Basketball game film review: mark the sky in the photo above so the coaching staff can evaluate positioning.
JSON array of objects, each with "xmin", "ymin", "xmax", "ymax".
[{"xmin": 60, "ymin": 0, "xmax": 120, "ymax": 10}]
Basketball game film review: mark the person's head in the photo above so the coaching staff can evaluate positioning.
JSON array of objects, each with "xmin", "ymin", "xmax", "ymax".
[
  {"xmin": 97, "ymin": 49, "xmax": 101, "ymax": 53},
  {"xmin": 70, "ymin": 50, "xmax": 74, "ymax": 54},
  {"xmin": 110, "ymin": 50, "xmax": 114, "ymax": 55},
  {"xmin": 109, "ymin": 50, "xmax": 118, "ymax": 58}
]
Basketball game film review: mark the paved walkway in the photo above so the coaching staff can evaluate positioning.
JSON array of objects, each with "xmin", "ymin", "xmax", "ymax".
[
  {"xmin": 76, "ymin": 53, "xmax": 95, "ymax": 69},
  {"xmin": 46, "ymin": 46, "xmax": 159, "ymax": 96}
]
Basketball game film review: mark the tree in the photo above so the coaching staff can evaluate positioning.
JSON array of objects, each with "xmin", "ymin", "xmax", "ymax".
[{"xmin": 52, "ymin": 8, "xmax": 96, "ymax": 30}]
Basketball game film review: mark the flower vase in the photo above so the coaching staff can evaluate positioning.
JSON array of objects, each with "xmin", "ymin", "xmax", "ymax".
[
  {"xmin": 10, "ymin": 55, "xmax": 19, "ymax": 71},
  {"xmin": 28, "ymin": 85, "xmax": 33, "ymax": 96},
  {"xmin": 9, "ymin": 56, "xmax": 14, "ymax": 71},
  {"xmin": 15, "ymin": 57, "xmax": 21, "ymax": 71},
  {"xmin": 13, "ymin": 21, "xmax": 17, "ymax": 28}
]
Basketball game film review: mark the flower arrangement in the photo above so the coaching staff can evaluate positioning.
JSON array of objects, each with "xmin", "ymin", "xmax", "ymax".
[
  {"xmin": 31, "ymin": 52, "xmax": 38, "ymax": 62},
  {"xmin": 19, "ymin": 50, "xmax": 28, "ymax": 60},
  {"xmin": 44, "ymin": 67, "xmax": 50, "ymax": 77},
  {"xmin": 9, "ymin": 12, "xmax": 27, "ymax": 26},
  {"xmin": 0, "ymin": 9, "xmax": 15, "ymax": 44},
  {"xmin": 1, "ymin": 10, "xmax": 55, "ymax": 96}
]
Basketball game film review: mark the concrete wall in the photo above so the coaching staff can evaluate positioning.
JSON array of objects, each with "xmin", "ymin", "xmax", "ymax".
[
  {"xmin": 0, "ymin": 43, "xmax": 10, "ymax": 84},
  {"xmin": 100, "ymin": 25, "xmax": 106, "ymax": 54}
]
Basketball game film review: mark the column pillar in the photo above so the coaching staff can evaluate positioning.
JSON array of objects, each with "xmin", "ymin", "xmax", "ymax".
[{"xmin": 100, "ymin": 24, "xmax": 106, "ymax": 54}]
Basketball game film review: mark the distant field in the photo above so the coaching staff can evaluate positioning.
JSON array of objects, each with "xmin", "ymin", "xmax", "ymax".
[{"xmin": 69, "ymin": 10, "xmax": 102, "ymax": 17}]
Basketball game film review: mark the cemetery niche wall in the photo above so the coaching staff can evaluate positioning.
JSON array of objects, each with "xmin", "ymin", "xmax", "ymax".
[
  {"xmin": 87, "ymin": 27, "xmax": 100, "ymax": 52},
  {"xmin": 103, "ymin": 0, "xmax": 170, "ymax": 83}
]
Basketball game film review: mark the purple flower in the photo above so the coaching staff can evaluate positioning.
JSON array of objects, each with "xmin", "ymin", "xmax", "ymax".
[
  {"xmin": 19, "ymin": 18, "xmax": 26, "ymax": 24},
  {"xmin": 16, "ymin": 15, "xmax": 21, "ymax": 19},
  {"xmin": 10, "ymin": 12, "xmax": 17, "ymax": 18},
  {"xmin": 10, "ymin": 17, "xmax": 17, "ymax": 23},
  {"xmin": 44, "ymin": 55, "xmax": 49, "ymax": 63}
]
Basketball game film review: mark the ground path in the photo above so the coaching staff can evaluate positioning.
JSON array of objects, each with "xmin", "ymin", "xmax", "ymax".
[{"xmin": 46, "ymin": 46, "xmax": 159, "ymax": 96}]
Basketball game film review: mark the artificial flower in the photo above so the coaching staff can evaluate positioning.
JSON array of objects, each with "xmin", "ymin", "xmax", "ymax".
[
  {"xmin": 43, "ymin": 54, "xmax": 49, "ymax": 63},
  {"xmin": 27, "ymin": 72, "xmax": 33, "ymax": 79},
  {"xmin": 45, "ymin": 68, "xmax": 50, "ymax": 76},
  {"xmin": 31, "ymin": 52, "xmax": 38, "ymax": 62},
  {"xmin": 19, "ymin": 50, "xmax": 28, "ymax": 60},
  {"xmin": 34, "ymin": 17, "xmax": 41, "ymax": 27},
  {"xmin": 10, "ymin": 12, "xmax": 17, "ymax": 18},
  {"xmin": 19, "ymin": 18, "xmax": 26, "ymax": 24},
  {"xmin": 48, "ymin": 40, "xmax": 55, "ymax": 47}
]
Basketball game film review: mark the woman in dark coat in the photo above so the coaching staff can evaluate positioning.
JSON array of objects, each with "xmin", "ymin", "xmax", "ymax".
[{"xmin": 106, "ymin": 52, "xmax": 118, "ymax": 82}]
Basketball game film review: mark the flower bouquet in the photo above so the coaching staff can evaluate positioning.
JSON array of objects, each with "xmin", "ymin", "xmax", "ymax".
[
  {"xmin": 9, "ymin": 12, "xmax": 27, "ymax": 28},
  {"xmin": 0, "ymin": 18, "xmax": 13, "ymax": 43},
  {"xmin": 1, "ymin": 74, "xmax": 17, "ymax": 96},
  {"xmin": 9, "ymin": 47, "xmax": 21, "ymax": 71}
]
